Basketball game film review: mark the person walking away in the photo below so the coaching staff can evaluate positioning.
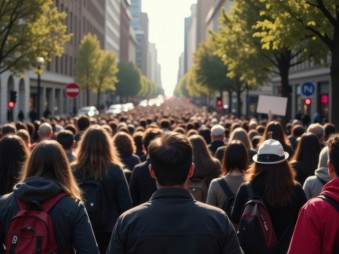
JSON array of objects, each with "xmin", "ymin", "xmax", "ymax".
[
  {"xmin": 0, "ymin": 140, "xmax": 99, "ymax": 253},
  {"xmin": 231, "ymin": 139, "xmax": 307, "ymax": 253},
  {"xmin": 72, "ymin": 125, "xmax": 132, "ymax": 253},
  {"xmin": 107, "ymin": 132, "xmax": 242, "ymax": 254},
  {"xmin": 288, "ymin": 133, "xmax": 339, "ymax": 254}
]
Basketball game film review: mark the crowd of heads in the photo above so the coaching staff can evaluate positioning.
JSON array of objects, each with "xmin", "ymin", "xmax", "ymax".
[{"xmin": 0, "ymin": 97, "xmax": 338, "ymax": 197}]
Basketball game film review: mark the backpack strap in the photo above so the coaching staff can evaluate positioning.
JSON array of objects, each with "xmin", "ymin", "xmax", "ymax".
[
  {"xmin": 245, "ymin": 183, "xmax": 255, "ymax": 199},
  {"xmin": 318, "ymin": 194, "xmax": 339, "ymax": 212},
  {"xmin": 16, "ymin": 192, "xmax": 67, "ymax": 213},
  {"xmin": 217, "ymin": 178, "xmax": 234, "ymax": 198},
  {"xmin": 316, "ymin": 176, "xmax": 327, "ymax": 186}
]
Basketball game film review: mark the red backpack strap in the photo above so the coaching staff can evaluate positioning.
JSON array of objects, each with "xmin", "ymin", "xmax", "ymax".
[
  {"xmin": 15, "ymin": 192, "xmax": 67, "ymax": 212},
  {"xmin": 16, "ymin": 197, "xmax": 27, "ymax": 211},
  {"xmin": 41, "ymin": 192, "xmax": 67, "ymax": 212}
]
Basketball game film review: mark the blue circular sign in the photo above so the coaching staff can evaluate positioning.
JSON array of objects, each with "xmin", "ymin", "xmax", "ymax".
[{"xmin": 301, "ymin": 82, "xmax": 315, "ymax": 97}]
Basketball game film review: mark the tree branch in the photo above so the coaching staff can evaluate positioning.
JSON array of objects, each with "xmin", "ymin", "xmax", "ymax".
[{"xmin": 309, "ymin": 0, "xmax": 337, "ymax": 27}]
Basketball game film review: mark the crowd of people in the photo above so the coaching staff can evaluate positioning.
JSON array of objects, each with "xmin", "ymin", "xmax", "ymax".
[{"xmin": 0, "ymin": 97, "xmax": 338, "ymax": 253}]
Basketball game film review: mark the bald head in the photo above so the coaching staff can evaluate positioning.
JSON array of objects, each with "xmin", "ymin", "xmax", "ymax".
[{"xmin": 38, "ymin": 123, "xmax": 53, "ymax": 140}]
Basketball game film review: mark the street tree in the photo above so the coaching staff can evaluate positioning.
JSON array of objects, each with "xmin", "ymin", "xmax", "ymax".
[
  {"xmin": 139, "ymin": 76, "xmax": 158, "ymax": 98},
  {"xmin": 0, "ymin": 0, "xmax": 71, "ymax": 74},
  {"xmin": 94, "ymin": 50, "xmax": 118, "ymax": 105},
  {"xmin": 194, "ymin": 39, "xmax": 236, "ymax": 113},
  {"xmin": 75, "ymin": 33, "xmax": 101, "ymax": 105},
  {"xmin": 213, "ymin": 0, "xmax": 315, "ymax": 122},
  {"xmin": 255, "ymin": 0, "xmax": 338, "ymax": 127},
  {"xmin": 116, "ymin": 61, "xmax": 142, "ymax": 101},
  {"xmin": 175, "ymin": 72, "xmax": 191, "ymax": 98}
]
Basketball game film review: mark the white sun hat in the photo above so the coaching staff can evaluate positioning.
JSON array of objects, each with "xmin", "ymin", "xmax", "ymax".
[{"xmin": 252, "ymin": 139, "xmax": 289, "ymax": 165}]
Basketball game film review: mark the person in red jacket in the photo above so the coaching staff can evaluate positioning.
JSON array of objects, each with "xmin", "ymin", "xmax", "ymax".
[{"xmin": 288, "ymin": 133, "xmax": 339, "ymax": 254}]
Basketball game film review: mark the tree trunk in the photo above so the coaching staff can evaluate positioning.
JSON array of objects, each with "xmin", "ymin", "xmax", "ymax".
[
  {"xmin": 280, "ymin": 65, "xmax": 291, "ymax": 127},
  {"xmin": 86, "ymin": 84, "xmax": 90, "ymax": 106},
  {"xmin": 228, "ymin": 90, "xmax": 233, "ymax": 114},
  {"xmin": 278, "ymin": 50, "xmax": 292, "ymax": 127},
  {"xmin": 97, "ymin": 89, "xmax": 101, "ymax": 106},
  {"xmin": 237, "ymin": 91, "xmax": 242, "ymax": 118},
  {"xmin": 330, "ymin": 44, "xmax": 339, "ymax": 129}
]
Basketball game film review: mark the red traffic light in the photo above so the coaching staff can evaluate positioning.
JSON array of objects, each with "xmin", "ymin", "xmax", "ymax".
[
  {"xmin": 304, "ymin": 98, "xmax": 312, "ymax": 106},
  {"xmin": 216, "ymin": 97, "xmax": 222, "ymax": 106},
  {"xmin": 8, "ymin": 101, "xmax": 15, "ymax": 108}
]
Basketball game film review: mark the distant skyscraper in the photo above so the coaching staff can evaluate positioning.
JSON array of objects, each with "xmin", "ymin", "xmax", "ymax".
[
  {"xmin": 105, "ymin": 0, "xmax": 121, "ymax": 54},
  {"xmin": 130, "ymin": 0, "xmax": 149, "ymax": 76}
]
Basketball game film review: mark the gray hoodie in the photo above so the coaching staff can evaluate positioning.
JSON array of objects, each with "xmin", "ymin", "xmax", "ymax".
[{"xmin": 303, "ymin": 146, "xmax": 330, "ymax": 199}]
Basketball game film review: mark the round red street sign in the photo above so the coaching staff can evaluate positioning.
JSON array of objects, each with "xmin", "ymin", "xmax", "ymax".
[{"xmin": 65, "ymin": 83, "xmax": 80, "ymax": 98}]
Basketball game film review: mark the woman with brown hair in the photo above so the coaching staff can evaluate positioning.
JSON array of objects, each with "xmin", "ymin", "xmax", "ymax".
[
  {"xmin": 290, "ymin": 132, "xmax": 321, "ymax": 185},
  {"xmin": 0, "ymin": 140, "xmax": 99, "ymax": 253},
  {"xmin": 72, "ymin": 125, "xmax": 132, "ymax": 253},
  {"xmin": 231, "ymin": 139, "xmax": 307, "ymax": 253},
  {"xmin": 259, "ymin": 121, "xmax": 294, "ymax": 157},
  {"xmin": 215, "ymin": 127, "xmax": 256, "ymax": 163},
  {"xmin": 0, "ymin": 135, "xmax": 30, "ymax": 195},
  {"xmin": 188, "ymin": 134, "xmax": 220, "ymax": 202},
  {"xmin": 206, "ymin": 140, "xmax": 247, "ymax": 214},
  {"xmin": 112, "ymin": 131, "xmax": 141, "ymax": 171}
]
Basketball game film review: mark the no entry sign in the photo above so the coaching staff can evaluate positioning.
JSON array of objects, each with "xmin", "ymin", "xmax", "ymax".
[{"xmin": 65, "ymin": 83, "xmax": 80, "ymax": 98}]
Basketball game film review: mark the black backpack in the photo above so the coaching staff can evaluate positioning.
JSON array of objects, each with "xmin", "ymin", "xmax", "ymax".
[
  {"xmin": 238, "ymin": 183, "xmax": 278, "ymax": 254},
  {"xmin": 216, "ymin": 178, "xmax": 235, "ymax": 217},
  {"xmin": 76, "ymin": 173, "xmax": 110, "ymax": 230}
]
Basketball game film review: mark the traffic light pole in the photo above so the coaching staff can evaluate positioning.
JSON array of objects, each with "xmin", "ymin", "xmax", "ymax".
[{"xmin": 37, "ymin": 72, "xmax": 41, "ymax": 120}]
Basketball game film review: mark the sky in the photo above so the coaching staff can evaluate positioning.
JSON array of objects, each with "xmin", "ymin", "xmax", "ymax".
[{"xmin": 142, "ymin": 0, "xmax": 197, "ymax": 97}]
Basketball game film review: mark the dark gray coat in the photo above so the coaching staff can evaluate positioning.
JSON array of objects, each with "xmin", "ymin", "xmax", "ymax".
[{"xmin": 0, "ymin": 177, "xmax": 99, "ymax": 253}]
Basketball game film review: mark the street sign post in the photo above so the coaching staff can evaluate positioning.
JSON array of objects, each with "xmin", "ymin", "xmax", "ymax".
[
  {"xmin": 65, "ymin": 83, "xmax": 80, "ymax": 98},
  {"xmin": 65, "ymin": 83, "xmax": 80, "ymax": 115}
]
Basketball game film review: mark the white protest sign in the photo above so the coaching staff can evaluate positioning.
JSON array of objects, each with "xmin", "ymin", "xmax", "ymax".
[{"xmin": 256, "ymin": 95, "xmax": 288, "ymax": 116}]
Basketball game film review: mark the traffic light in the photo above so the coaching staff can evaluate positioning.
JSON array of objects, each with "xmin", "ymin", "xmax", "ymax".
[
  {"xmin": 10, "ymin": 91, "xmax": 17, "ymax": 103},
  {"xmin": 216, "ymin": 97, "xmax": 223, "ymax": 110},
  {"xmin": 304, "ymin": 98, "xmax": 312, "ymax": 106},
  {"xmin": 216, "ymin": 97, "xmax": 222, "ymax": 106},
  {"xmin": 8, "ymin": 101, "xmax": 15, "ymax": 109}
]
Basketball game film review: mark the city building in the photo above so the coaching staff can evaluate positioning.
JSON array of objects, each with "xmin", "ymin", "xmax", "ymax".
[{"xmin": 0, "ymin": 0, "xmax": 139, "ymax": 124}]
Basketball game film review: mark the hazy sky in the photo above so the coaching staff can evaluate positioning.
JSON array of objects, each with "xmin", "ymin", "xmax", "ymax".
[{"xmin": 142, "ymin": 0, "xmax": 197, "ymax": 96}]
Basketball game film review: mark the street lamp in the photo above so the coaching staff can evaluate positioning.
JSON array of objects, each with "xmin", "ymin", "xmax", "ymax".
[{"xmin": 36, "ymin": 57, "xmax": 44, "ymax": 119}]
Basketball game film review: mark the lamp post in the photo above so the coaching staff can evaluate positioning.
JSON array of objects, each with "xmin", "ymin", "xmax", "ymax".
[{"xmin": 36, "ymin": 57, "xmax": 44, "ymax": 119}]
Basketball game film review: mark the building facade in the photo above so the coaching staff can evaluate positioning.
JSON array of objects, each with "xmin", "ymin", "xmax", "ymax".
[{"xmin": 0, "ymin": 0, "xmax": 139, "ymax": 124}]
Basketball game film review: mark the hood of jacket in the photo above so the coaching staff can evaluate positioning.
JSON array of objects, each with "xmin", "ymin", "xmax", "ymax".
[
  {"xmin": 321, "ymin": 177, "xmax": 339, "ymax": 203},
  {"xmin": 13, "ymin": 176, "xmax": 63, "ymax": 203},
  {"xmin": 314, "ymin": 167, "xmax": 330, "ymax": 182}
]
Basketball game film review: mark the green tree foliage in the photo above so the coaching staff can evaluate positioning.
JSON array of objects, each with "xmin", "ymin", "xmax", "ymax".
[
  {"xmin": 175, "ymin": 72, "xmax": 191, "ymax": 98},
  {"xmin": 139, "ymin": 75, "xmax": 158, "ymax": 98},
  {"xmin": 214, "ymin": 0, "xmax": 314, "ymax": 121},
  {"xmin": 75, "ymin": 33, "xmax": 101, "ymax": 105},
  {"xmin": 194, "ymin": 39, "xmax": 235, "ymax": 97},
  {"xmin": 94, "ymin": 50, "xmax": 118, "ymax": 105},
  {"xmin": 255, "ymin": 0, "xmax": 338, "ymax": 127},
  {"xmin": 116, "ymin": 61, "xmax": 142, "ymax": 100},
  {"xmin": 0, "ymin": 0, "xmax": 71, "ymax": 74}
]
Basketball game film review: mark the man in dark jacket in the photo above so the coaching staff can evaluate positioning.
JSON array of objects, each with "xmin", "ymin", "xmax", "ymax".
[
  {"xmin": 129, "ymin": 127, "xmax": 162, "ymax": 206},
  {"xmin": 107, "ymin": 132, "xmax": 242, "ymax": 254}
]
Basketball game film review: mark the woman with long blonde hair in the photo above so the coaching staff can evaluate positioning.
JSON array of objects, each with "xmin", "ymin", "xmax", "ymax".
[
  {"xmin": 72, "ymin": 125, "xmax": 132, "ymax": 253},
  {"xmin": 0, "ymin": 140, "xmax": 99, "ymax": 253}
]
